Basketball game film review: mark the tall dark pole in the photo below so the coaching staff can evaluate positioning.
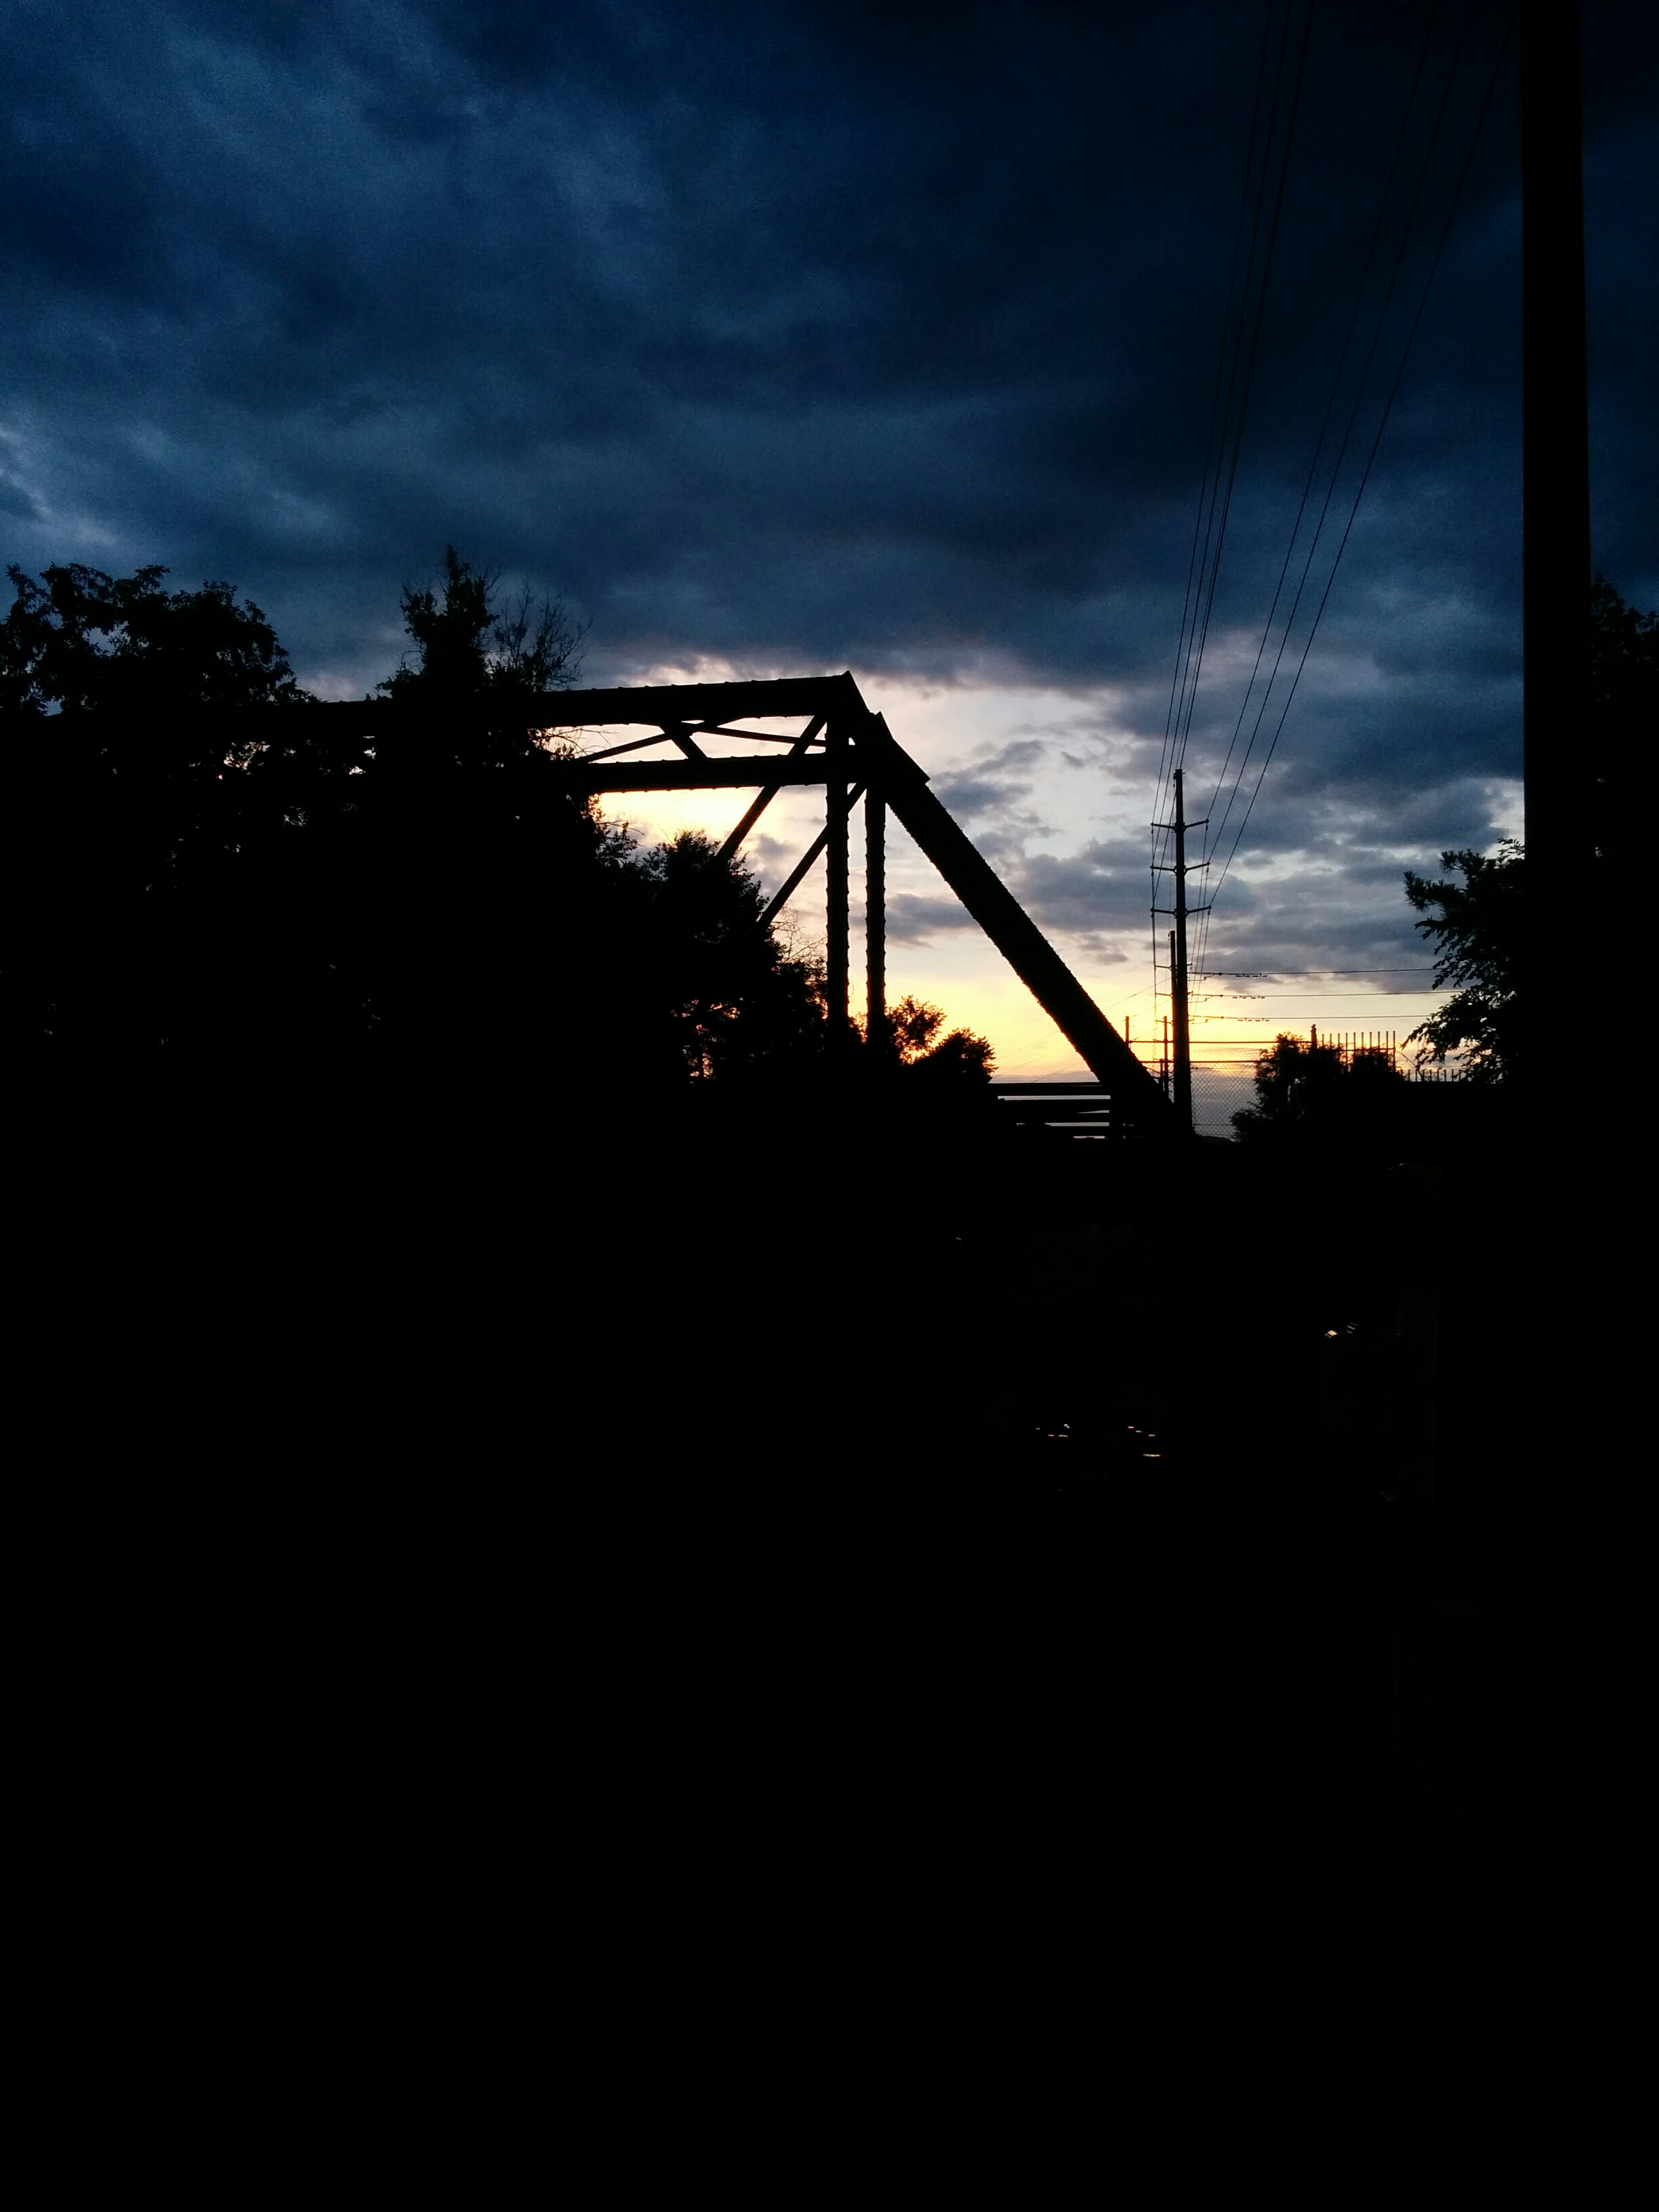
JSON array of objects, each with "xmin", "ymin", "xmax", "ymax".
[
  {"xmin": 866, "ymin": 787, "xmax": 886, "ymax": 1052},
  {"xmin": 826, "ymin": 722, "xmax": 850, "ymax": 1039},
  {"xmin": 1172, "ymin": 769, "xmax": 1193, "ymax": 1132},
  {"xmin": 1521, "ymin": 0, "xmax": 1592, "ymax": 1058},
  {"xmin": 1505, "ymin": 5, "xmax": 1594, "ymax": 1831}
]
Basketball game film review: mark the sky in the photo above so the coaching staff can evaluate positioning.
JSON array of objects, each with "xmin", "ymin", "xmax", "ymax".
[{"xmin": 4, "ymin": 0, "xmax": 1655, "ymax": 1086}]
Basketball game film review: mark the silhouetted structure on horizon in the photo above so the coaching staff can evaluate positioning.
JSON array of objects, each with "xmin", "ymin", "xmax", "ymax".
[{"xmin": 285, "ymin": 672, "xmax": 1174, "ymax": 1136}]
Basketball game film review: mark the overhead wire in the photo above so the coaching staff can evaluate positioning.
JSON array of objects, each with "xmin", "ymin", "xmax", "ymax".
[
  {"xmin": 1151, "ymin": 0, "xmax": 1314, "ymax": 1031},
  {"xmin": 1200, "ymin": 7, "xmax": 1517, "ymax": 938},
  {"xmin": 1164, "ymin": 0, "xmax": 1314, "ymax": 801},
  {"xmin": 1153, "ymin": 3, "xmax": 1279, "ymax": 824},
  {"xmin": 1151, "ymin": 0, "xmax": 1286, "ymax": 1018},
  {"xmin": 1194, "ymin": 3, "xmax": 1445, "ymax": 902},
  {"xmin": 1194, "ymin": 0, "xmax": 1479, "ymax": 975}
]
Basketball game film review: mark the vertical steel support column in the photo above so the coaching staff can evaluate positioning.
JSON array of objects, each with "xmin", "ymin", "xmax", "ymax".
[
  {"xmin": 865, "ymin": 785, "xmax": 886, "ymax": 1050},
  {"xmin": 826, "ymin": 722, "xmax": 850, "ymax": 1034}
]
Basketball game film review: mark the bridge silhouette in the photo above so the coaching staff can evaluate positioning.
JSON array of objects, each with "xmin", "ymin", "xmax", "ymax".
[{"xmin": 310, "ymin": 672, "xmax": 1172, "ymax": 1136}]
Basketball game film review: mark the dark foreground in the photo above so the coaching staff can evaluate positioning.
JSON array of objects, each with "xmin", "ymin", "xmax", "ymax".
[{"xmin": 14, "ymin": 1071, "xmax": 1629, "ymax": 1965}]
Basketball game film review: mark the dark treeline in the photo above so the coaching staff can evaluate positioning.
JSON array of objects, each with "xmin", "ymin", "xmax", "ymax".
[
  {"xmin": 15, "ymin": 556, "xmax": 1635, "ymax": 1866},
  {"xmin": 1397, "ymin": 573, "xmax": 1654, "ymax": 1084},
  {"xmin": 1231, "ymin": 573, "xmax": 1656, "ymax": 1139},
  {"xmin": 0, "ymin": 548, "xmax": 989, "ymax": 1099},
  {"xmin": 1231, "ymin": 1033, "xmax": 1417, "ymax": 1145}
]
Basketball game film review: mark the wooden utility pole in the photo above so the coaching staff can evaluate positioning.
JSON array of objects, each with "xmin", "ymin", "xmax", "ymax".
[
  {"xmin": 1515, "ymin": 0, "xmax": 1609, "ymax": 1829},
  {"xmin": 1521, "ymin": 0, "xmax": 1592, "ymax": 1054},
  {"xmin": 1154, "ymin": 768, "xmax": 1207, "ymax": 1132},
  {"xmin": 1172, "ymin": 770, "xmax": 1193, "ymax": 1130}
]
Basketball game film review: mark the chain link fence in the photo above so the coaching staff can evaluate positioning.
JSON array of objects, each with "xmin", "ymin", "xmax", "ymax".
[
  {"xmin": 1189, "ymin": 1060, "xmax": 1259, "ymax": 1140},
  {"xmin": 993, "ymin": 1040, "xmax": 1453, "ymax": 1145},
  {"xmin": 1170, "ymin": 1046, "xmax": 1451, "ymax": 1139}
]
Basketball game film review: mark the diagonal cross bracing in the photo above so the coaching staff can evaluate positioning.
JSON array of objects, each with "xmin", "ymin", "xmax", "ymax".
[
  {"xmin": 278, "ymin": 674, "xmax": 1171, "ymax": 1130},
  {"xmin": 853, "ymin": 714, "xmax": 1167, "ymax": 1125}
]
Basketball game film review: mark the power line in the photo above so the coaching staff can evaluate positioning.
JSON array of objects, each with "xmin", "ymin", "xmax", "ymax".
[
  {"xmin": 1153, "ymin": 0, "xmax": 1314, "ymax": 1024},
  {"xmin": 1166, "ymin": 2, "xmax": 1313, "ymax": 805},
  {"xmin": 1200, "ymin": 993, "xmax": 1446, "ymax": 999},
  {"xmin": 1195, "ymin": 0, "xmax": 1488, "ymax": 979},
  {"xmin": 1205, "ymin": 967, "xmax": 1436, "ymax": 975},
  {"xmin": 1197, "ymin": 4, "xmax": 1444, "ymax": 893},
  {"xmin": 1202, "ymin": 6, "xmax": 1516, "ymax": 945},
  {"xmin": 1155, "ymin": 3, "xmax": 1279, "ymax": 821},
  {"xmin": 1160, "ymin": 0, "xmax": 1300, "ymax": 794}
]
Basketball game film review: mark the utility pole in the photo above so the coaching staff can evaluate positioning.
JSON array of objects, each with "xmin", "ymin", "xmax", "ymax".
[
  {"xmin": 1153, "ymin": 767, "xmax": 1208, "ymax": 1133},
  {"xmin": 1517, "ymin": 0, "xmax": 1609, "ymax": 1832},
  {"xmin": 1521, "ymin": 0, "xmax": 1592, "ymax": 1067},
  {"xmin": 1171, "ymin": 769, "xmax": 1193, "ymax": 1130}
]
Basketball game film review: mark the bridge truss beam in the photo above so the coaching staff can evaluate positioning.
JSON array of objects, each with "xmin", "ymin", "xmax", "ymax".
[{"xmin": 296, "ymin": 674, "xmax": 1172, "ymax": 1133}]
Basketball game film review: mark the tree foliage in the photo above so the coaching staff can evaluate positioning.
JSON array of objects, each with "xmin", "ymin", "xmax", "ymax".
[
  {"xmin": 1398, "ymin": 575, "xmax": 1656, "ymax": 1083},
  {"xmin": 1, "ymin": 561, "xmax": 329, "ymax": 1065},
  {"xmin": 1232, "ymin": 1032, "xmax": 1404, "ymax": 1139},
  {"xmin": 874, "ymin": 994, "xmax": 996, "ymax": 1084},
  {"xmin": 1589, "ymin": 571, "xmax": 1659, "ymax": 870},
  {"xmin": 1, "ymin": 560, "xmax": 307, "ymax": 725},
  {"xmin": 1401, "ymin": 840, "xmax": 1522, "ymax": 1079},
  {"xmin": 379, "ymin": 546, "xmax": 583, "ymax": 706},
  {"xmin": 1, "ymin": 552, "xmax": 992, "ymax": 1097},
  {"xmin": 634, "ymin": 830, "xmax": 830, "ymax": 1080}
]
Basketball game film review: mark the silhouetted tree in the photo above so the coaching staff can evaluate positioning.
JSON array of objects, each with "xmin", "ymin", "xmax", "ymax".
[
  {"xmin": 633, "ymin": 831, "xmax": 827, "ymax": 1080},
  {"xmin": 872, "ymin": 994, "xmax": 996, "ymax": 1084},
  {"xmin": 1397, "ymin": 577, "xmax": 1656, "ymax": 1084},
  {"xmin": 1232, "ymin": 1032, "xmax": 1404, "ymax": 1138},
  {"xmin": 0, "ymin": 550, "xmax": 623, "ymax": 1077},
  {"xmin": 1402, "ymin": 841, "xmax": 1522, "ymax": 1080},
  {"xmin": 1, "ymin": 551, "xmax": 848, "ymax": 1094},
  {"xmin": 340, "ymin": 551, "xmax": 687, "ymax": 1092},
  {"xmin": 1, "ymin": 561, "xmax": 317, "ymax": 1063},
  {"xmin": 1589, "ymin": 572, "xmax": 1659, "ymax": 874},
  {"xmin": 2, "ymin": 548, "xmax": 998, "ymax": 1105},
  {"xmin": 379, "ymin": 546, "xmax": 583, "ymax": 707},
  {"xmin": 1, "ymin": 560, "xmax": 309, "ymax": 722}
]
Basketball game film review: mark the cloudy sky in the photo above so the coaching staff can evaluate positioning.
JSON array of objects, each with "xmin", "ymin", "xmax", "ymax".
[{"xmin": 4, "ymin": 0, "xmax": 1654, "ymax": 1083}]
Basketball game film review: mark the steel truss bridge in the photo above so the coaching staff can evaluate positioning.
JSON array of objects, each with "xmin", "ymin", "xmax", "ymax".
[{"xmin": 313, "ymin": 672, "xmax": 1171, "ymax": 1137}]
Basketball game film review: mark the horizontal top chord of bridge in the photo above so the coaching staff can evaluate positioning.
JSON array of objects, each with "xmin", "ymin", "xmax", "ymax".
[
  {"xmin": 133, "ymin": 671, "xmax": 1171, "ymax": 1128},
  {"xmin": 270, "ymin": 672, "xmax": 875, "ymax": 738},
  {"xmin": 203, "ymin": 674, "xmax": 912, "ymax": 792},
  {"xmin": 558, "ymin": 754, "xmax": 865, "ymax": 794}
]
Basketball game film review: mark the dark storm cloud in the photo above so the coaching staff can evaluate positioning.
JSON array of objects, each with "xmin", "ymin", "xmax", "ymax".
[
  {"xmin": 884, "ymin": 894, "xmax": 976, "ymax": 946},
  {"xmin": 1012, "ymin": 838, "xmax": 1151, "ymax": 939},
  {"xmin": 2, "ymin": 0, "xmax": 1654, "ymax": 977}
]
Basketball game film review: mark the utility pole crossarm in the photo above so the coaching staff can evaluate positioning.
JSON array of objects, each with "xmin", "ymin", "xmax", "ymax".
[{"xmin": 1163, "ymin": 769, "xmax": 1195, "ymax": 1132}]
